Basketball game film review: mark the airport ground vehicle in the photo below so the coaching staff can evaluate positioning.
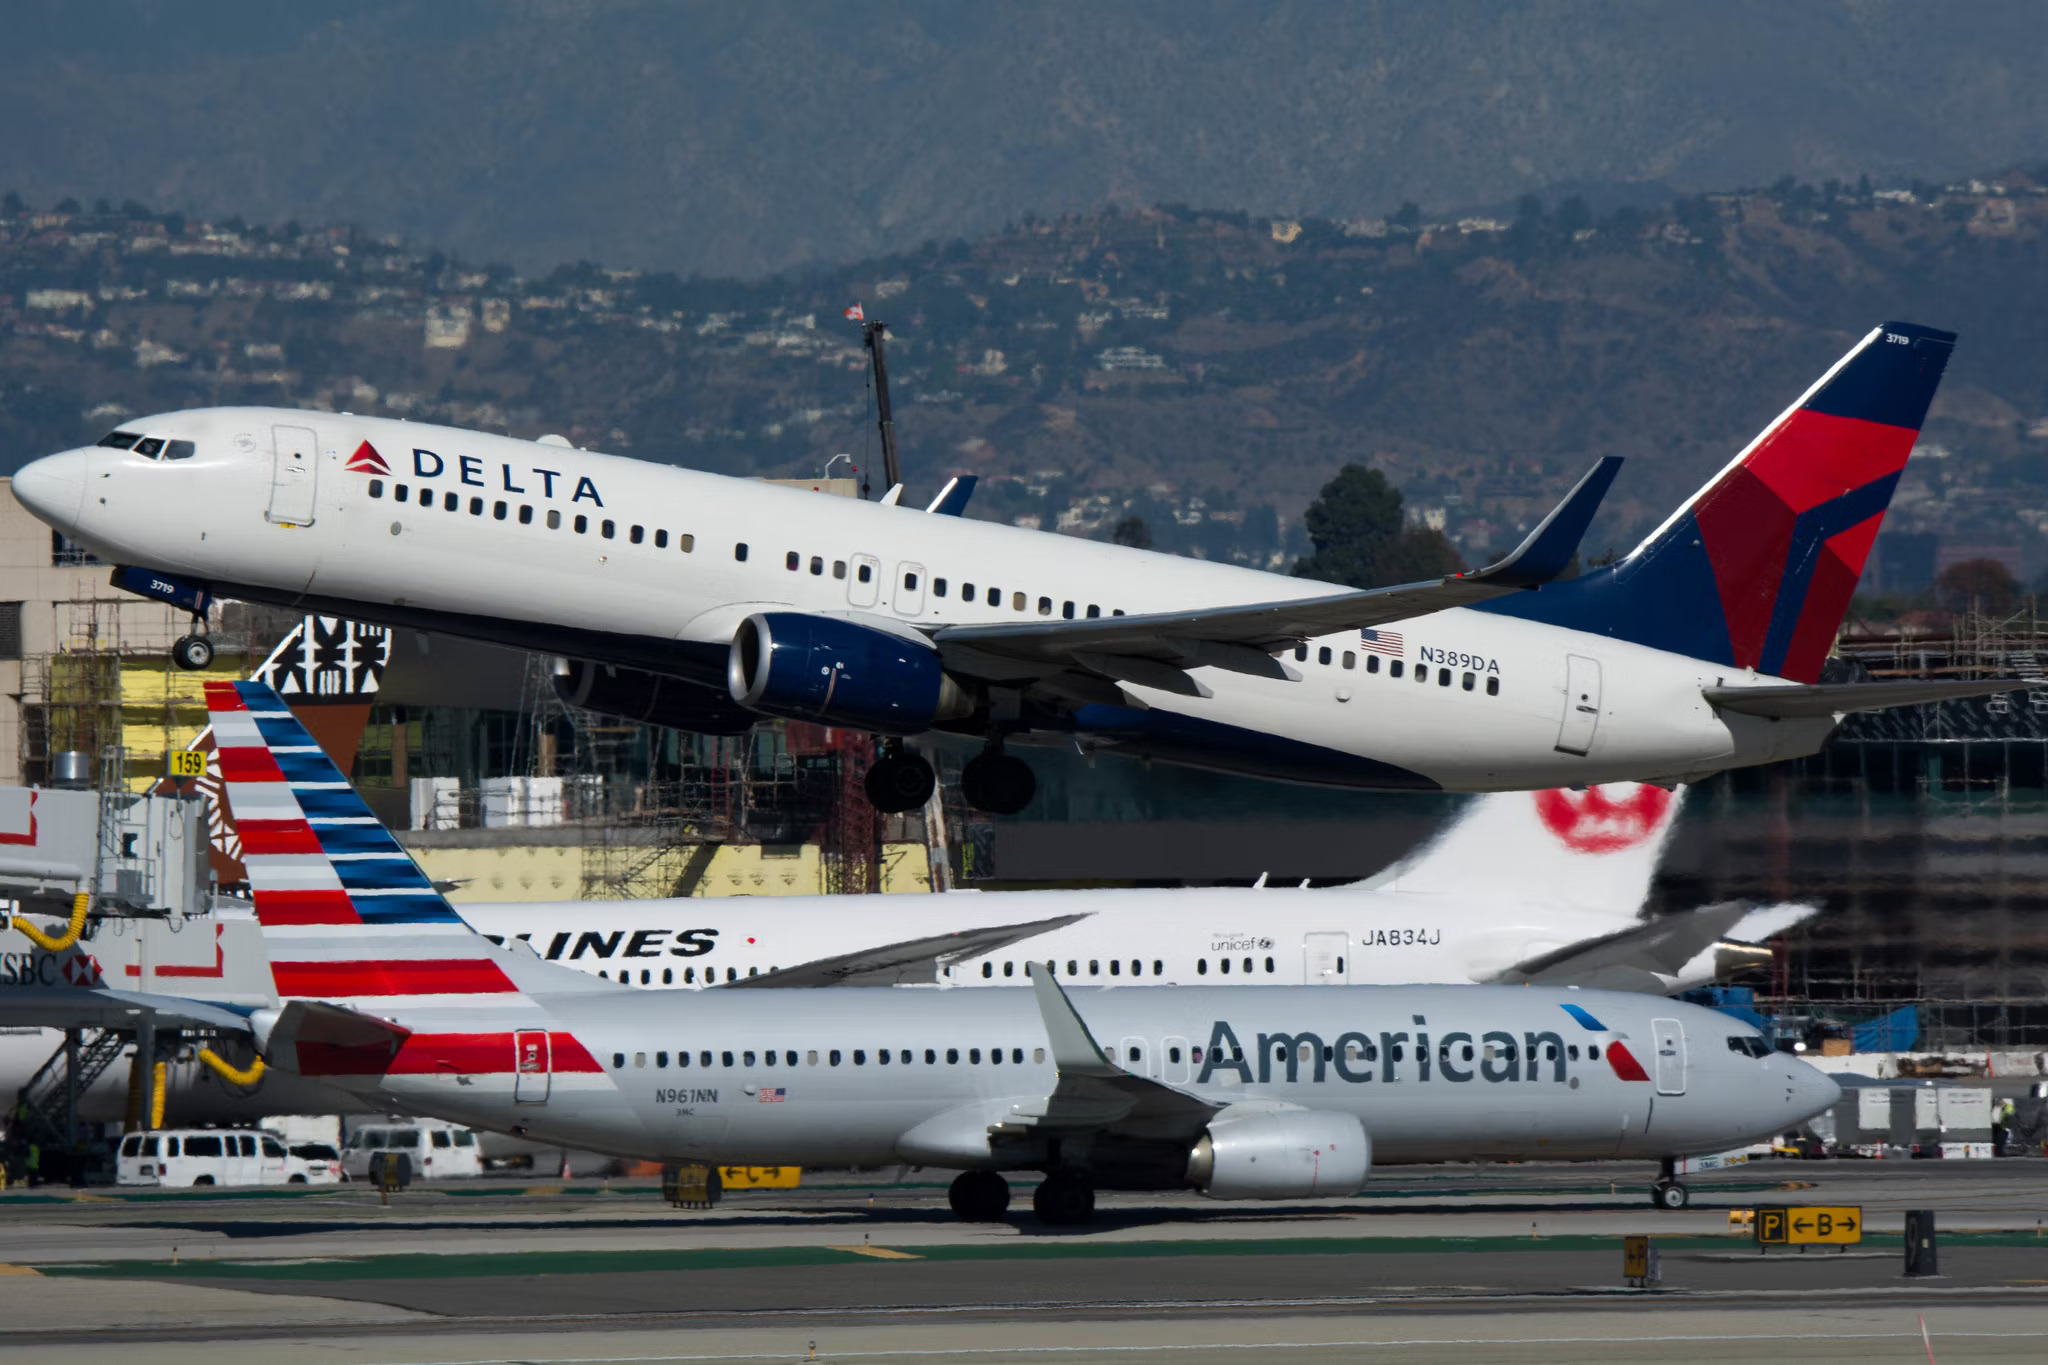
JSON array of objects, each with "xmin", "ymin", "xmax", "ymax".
[
  {"xmin": 115, "ymin": 1127, "xmax": 305, "ymax": 1187},
  {"xmin": 339, "ymin": 1121, "xmax": 483, "ymax": 1181},
  {"xmin": 288, "ymin": 1141, "xmax": 346, "ymax": 1183}
]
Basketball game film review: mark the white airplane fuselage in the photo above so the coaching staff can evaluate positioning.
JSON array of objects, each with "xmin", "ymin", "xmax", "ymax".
[
  {"xmin": 333, "ymin": 981, "xmax": 1837, "ymax": 1173},
  {"xmin": 13, "ymin": 408, "xmax": 1832, "ymax": 793}
]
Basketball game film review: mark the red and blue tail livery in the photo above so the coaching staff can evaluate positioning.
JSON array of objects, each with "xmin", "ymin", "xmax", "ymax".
[
  {"xmin": 1481, "ymin": 322, "xmax": 1954, "ymax": 683},
  {"xmin": 206, "ymin": 679, "xmax": 605, "ymax": 1079}
]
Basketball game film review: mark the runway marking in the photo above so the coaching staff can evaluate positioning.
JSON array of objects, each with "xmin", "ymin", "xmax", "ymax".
[
  {"xmin": 0, "ymin": 1264, "xmax": 41, "ymax": 1275},
  {"xmin": 338, "ymin": 1326, "xmax": 2048, "ymax": 1365},
  {"xmin": 830, "ymin": 1245, "xmax": 925, "ymax": 1260}
]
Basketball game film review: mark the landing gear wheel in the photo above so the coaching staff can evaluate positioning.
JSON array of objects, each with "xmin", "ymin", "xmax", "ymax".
[
  {"xmin": 947, "ymin": 1170, "xmax": 1012, "ymax": 1222},
  {"xmin": 171, "ymin": 634, "xmax": 215, "ymax": 671},
  {"xmin": 961, "ymin": 751, "xmax": 1037, "ymax": 815},
  {"xmin": 1651, "ymin": 1180, "xmax": 1689, "ymax": 1210},
  {"xmin": 1031, "ymin": 1173, "xmax": 1095, "ymax": 1226},
  {"xmin": 863, "ymin": 752, "xmax": 936, "ymax": 813}
]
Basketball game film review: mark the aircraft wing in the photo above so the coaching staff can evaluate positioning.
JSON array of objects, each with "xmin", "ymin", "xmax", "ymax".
[
  {"xmin": 988, "ymin": 964, "xmax": 1218, "ymax": 1138},
  {"xmin": 0, "ymin": 986, "xmax": 254, "ymax": 1034},
  {"xmin": 932, "ymin": 458, "xmax": 1622, "ymax": 686},
  {"xmin": 1705, "ymin": 679, "xmax": 2027, "ymax": 719},
  {"xmin": 1485, "ymin": 902, "xmax": 1787, "ymax": 993},
  {"xmin": 721, "ymin": 913, "xmax": 1092, "ymax": 988}
]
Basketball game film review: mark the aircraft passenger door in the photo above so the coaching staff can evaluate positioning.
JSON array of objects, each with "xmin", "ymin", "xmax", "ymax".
[
  {"xmin": 1304, "ymin": 932, "xmax": 1348, "ymax": 985},
  {"xmin": 892, "ymin": 562, "xmax": 928, "ymax": 616},
  {"xmin": 266, "ymin": 425, "xmax": 320, "ymax": 526},
  {"xmin": 1554, "ymin": 654, "xmax": 1603, "ymax": 756},
  {"xmin": 1117, "ymin": 1035, "xmax": 1150, "ymax": 1077},
  {"xmin": 513, "ymin": 1029, "xmax": 552, "ymax": 1104},
  {"xmin": 847, "ymin": 554, "xmax": 881, "ymax": 608},
  {"xmin": 1651, "ymin": 1018, "xmax": 1687, "ymax": 1095},
  {"xmin": 1161, "ymin": 1036, "xmax": 1191, "ymax": 1085}
]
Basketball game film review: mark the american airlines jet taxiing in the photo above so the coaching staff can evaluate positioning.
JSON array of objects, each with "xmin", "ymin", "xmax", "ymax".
[
  {"xmin": 196, "ymin": 681, "xmax": 1836, "ymax": 1219},
  {"xmin": 11, "ymin": 322, "xmax": 2014, "ymax": 815},
  {"xmin": 459, "ymin": 782, "xmax": 1814, "ymax": 995}
]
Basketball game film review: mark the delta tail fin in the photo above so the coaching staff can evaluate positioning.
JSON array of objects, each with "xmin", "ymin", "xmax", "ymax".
[
  {"xmin": 205, "ymin": 680, "xmax": 606, "ymax": 1078},
  {"xmin": 1364, "ymin": 782, "xmax": 1684, "ymax": 919},
  {"xmin": 1478, "ymin": 322, "xmax": 1955, "ymax": 683}
]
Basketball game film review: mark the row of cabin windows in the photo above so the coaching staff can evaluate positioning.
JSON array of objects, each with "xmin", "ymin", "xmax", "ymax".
[
  {"xmin": 598, "ymin": 965, "xmax": 767, "ymax": 985},
  {"xmin": 983, "ymin": 959, "xmax": 1166, "ymax": 979},
  {"xmin": 367, "ymin": 480, "xmax": 696, "ymax": 552},
  {"xmin": 1295, "ymin": 643, "xmax": 1502, "ymax": 697},
  {"xmin": 766, "ymin": 548, "xmax": 1129, "ymax": 619},
  {"xmin": 609, "ymin": 1036, "xmax": 1600, "ymax": 1072},
  {"xmin": 615, "ymin": 1045, "xmax": 1048, "ymax": 1069}
]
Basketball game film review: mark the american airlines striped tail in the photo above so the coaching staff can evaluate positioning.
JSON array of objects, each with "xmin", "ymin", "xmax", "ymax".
[{"xmin": 205, "ymin": 679, "xmax": 607, "ymax": 1081}]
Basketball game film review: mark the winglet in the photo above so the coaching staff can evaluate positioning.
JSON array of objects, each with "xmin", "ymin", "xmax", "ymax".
[
  {"xmin": 1025, "ymin": 962, "xmax": 1121, "ymax": 1078},
  {"xmin": 1462, "ymin": 456, "xmax": 1623, "ymax": 590},
  {"xmin": 925, "ymin": 475, "xmax": 979, "ymax": 516}
]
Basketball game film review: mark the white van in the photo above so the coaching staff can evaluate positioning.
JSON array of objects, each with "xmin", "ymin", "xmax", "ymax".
[
  {"xmin": 116, "ymin": 1129, "xmax": 306, "ymax": 1187},
  {"xmin": 340, "ymin": 1121, "xmax": 483, "ymax": 1181}
]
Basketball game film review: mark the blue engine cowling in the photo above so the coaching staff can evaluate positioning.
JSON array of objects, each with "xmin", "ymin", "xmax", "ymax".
[{"xmin": 727, "ymin": 612, "xmax": 961, "ymax": 734}]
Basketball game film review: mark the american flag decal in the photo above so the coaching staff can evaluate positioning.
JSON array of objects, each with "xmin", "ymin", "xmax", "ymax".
[
  {"xmin": 759, "ymin": 1087, "xmax": 787, "ymax": 1103},
  {"xmin": 1360, "ymin": 628, "xmax": 1404, "ymax": 656}
]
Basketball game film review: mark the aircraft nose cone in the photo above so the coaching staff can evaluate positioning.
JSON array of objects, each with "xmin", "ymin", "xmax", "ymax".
[
  {"xmin": 12, "ymin": 450, "xmax": 88, "ymax": 529},
  {"xmin": 1791, "ymin": 1062, "xmax": 1842, "ymax": 1117}
]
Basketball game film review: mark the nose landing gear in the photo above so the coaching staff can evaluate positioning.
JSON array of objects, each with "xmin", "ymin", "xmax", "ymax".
[
  {"xmin": 1649, "ymin": 1157, "xmax": 1689, "ymax": 1209},
  {"xmin": 170, "ymin": 617, "xmax": 214, "ymax": 672}
]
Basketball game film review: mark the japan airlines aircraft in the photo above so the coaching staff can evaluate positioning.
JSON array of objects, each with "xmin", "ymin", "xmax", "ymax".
[
  {"xmin": 458, "ymin": 782, "xmax": 1814, "ymax": 994},
  {"xmin": 189, "ymin": 679, "xmax": 1834, "ymax": 1219},
  {"xmin": 11, "ymin": 322, "xmax": 2013, "ymax": 815}
]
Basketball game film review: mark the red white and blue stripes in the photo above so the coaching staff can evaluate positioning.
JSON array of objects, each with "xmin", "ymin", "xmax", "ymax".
[{"xmin": 204, "ymin": 680, "xmax": 605, "ymax": 1079}]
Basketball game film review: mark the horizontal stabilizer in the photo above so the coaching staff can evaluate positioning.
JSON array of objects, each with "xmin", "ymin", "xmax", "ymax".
[
  {"xmin": 1705, "ymin": 678, "xmax": 2027, "ymax": 719},
  {"xmin": 1488, "ymin": 901, "xmax": 1772, "ymax": 991},
  {"xmin": 256, "ymin": 998, "xmax": 412, "ymax": 1075},
  {"xmin": 725, "ymin": 913, "xmax": 1091, "ymax": 987}
]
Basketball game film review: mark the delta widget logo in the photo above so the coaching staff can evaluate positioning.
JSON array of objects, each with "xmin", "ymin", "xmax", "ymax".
[
  {"xmin": 1533, "ymin": 784, "xmax": 1673, "ymax": 855},
  {"xmin": 346, "ymin": 441, "xmax": 391, "ymax": 475}
]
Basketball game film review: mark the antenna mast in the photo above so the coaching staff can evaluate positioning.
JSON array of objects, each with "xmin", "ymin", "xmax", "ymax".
[{"xmin": 862, "ymin": 320, "xmax": 902, "ymax": 495}]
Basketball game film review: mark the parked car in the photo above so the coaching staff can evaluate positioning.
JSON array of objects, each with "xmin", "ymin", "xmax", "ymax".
[
  {"xmin": 340, "ymin": 1121, "xmax": 483, "ymax": 1181},
  {"xmin": 117, "ymin": 1128, "xmax": 305, "ymax": 1187},
  {"xmin": 288, "ymin": 1141, "xmax": 346, "ymax": 1184}
]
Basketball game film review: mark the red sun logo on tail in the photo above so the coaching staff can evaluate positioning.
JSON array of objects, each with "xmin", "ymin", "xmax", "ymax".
[
  {"xmin": 1533, "ymin": 785, "xmax": 1673, "ymax": 854},
  {"xmin": 346, "ymin": 441, "xmax": 390, "ymax": 475}
]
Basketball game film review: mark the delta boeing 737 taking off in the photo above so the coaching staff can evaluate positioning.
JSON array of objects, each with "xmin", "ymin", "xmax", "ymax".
[{"xmin": 11, "ymin": 321, "xmax": 2014, "ymax": 813}]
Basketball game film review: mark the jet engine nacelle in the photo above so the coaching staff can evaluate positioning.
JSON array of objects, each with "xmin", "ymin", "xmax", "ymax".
[
  {"xmin": 1184, "ymin": 1109, "xmax": 1371, "ymax": 1199},
  {"xmin": 554, "ymin": 659, "xmax": 759, "ymax": 736},
  {"xmin": 727, "ymin": 612, "xmax": 971, "ymax": 734}
]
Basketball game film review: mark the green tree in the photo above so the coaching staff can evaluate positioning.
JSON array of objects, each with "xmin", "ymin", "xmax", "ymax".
[
  {"xmin": 1290, "ymin": 464, "xmax": 1462, "ymax": 589},
  {"xmin": 1111, "ymin": 515, "xmax": 1153, "ymax": 550},
  {"xmin": 1938, "ymin": 558, "xmax": 2020, "ymax": 616}
]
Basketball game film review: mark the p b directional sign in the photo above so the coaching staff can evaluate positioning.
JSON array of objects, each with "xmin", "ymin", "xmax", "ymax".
[{"xmin": 1756, "ymin": 1205, "xmax": 1862, "ymax": 1251}]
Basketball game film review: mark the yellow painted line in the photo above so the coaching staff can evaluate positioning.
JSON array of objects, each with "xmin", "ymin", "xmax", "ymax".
[
  {"xmin": 829, "ymin": 1245, "xmax": 923, "ymax": 1260},
  {"xmin": 521, "ymin": 1186, "xmax": 565, "ymax": 1196},
  {"xmin": 66, "ymin": 1193, "xmax": 116, "ymax": 1203},
  {"xmin": 0, "ymin": 1265, "xmax": 42, "ymax": 1276}
]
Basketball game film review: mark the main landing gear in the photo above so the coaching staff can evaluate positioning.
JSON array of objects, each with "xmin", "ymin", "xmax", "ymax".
[
  {"xmin": 960, "ymin": 742, "xmax": 1036, "ymax": 815},
  {"xmin": 947, "ymin": 1169, "xmax": 1012, "ymax": 1222},
  {"xmin": 1650, "ymin": 1157, "xmax": 1689, "ymax": 1210},
  {"xmin": 863, "ymin": 741, "xmax": 936, "ymax": 814},
  {"xmin": 1031, "ymin": 1172, "xmax": 1096, "ymax": 1226},
  {"xmin": 170, "ymin": 615, "xmax": 214, "ymax": 671}
]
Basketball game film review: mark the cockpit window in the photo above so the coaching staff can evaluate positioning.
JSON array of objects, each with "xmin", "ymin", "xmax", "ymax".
[
  {"xmin": 133, "ymin": 437, "xmax": 164, "ymax": 457},
  {"xmin": 163, "ymin": 439, "xmax": 196, "ymax": 461},
  {"xmin": 97, "ymin": 431, "xmax": 141, "ymax": 449},
  {"xmin": 1726, "ymin": 1036, "xmax": 1772, "ymax": 1059}
]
